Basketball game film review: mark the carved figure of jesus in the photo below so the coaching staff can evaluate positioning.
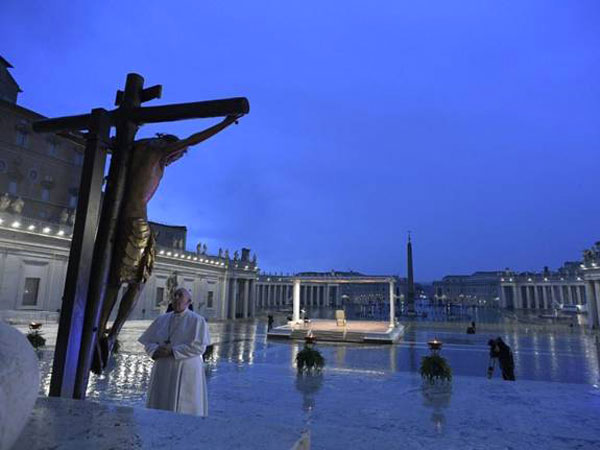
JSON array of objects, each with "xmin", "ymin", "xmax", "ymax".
[{"xmin": 93, "ymin": 114, "xmax": 241, "ymax": 372}]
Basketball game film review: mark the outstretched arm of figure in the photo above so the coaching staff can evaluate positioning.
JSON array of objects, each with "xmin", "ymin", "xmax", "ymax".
[{"xmin": 162, "ymin": 115, "xmax": 242, "ymax": 164}]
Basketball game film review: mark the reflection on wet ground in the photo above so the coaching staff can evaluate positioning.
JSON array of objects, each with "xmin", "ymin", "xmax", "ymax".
[{"xmin": 32, "ymin": 312, "xmax": 600, "ymax": 409}]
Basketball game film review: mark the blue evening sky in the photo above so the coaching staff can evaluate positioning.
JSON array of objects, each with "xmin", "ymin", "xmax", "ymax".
[{"xmin": 1, "ymin": 1, "xmax": 599, "ymax": 281}]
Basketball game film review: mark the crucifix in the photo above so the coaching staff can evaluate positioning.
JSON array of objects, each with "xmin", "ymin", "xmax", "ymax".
[{"xmin": 33, "ymin": 73, "xmax": 249, "ymax": 399}]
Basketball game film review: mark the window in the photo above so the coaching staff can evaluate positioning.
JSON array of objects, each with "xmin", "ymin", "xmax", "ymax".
[
  {"xmin": 22, "ymin": 278, "xmax": 40, "ymax": 306},
  {"xmin": 8, "ymin": 181, "xmax": 17, "ymax": 194},
  {"xmin": 28, "ymin": 169, "xmax": 38, "ymax": 182},
  {"xmin": 48, "ymin": 141, "xmax": 58, "ymax": 156},
  {"xmin": 207, "ymin": 291, "xmax": 214, "ymax": 308},
  {"xmin": 15, "ymin": 130, "xmax": 28, "ymax": 147},
  {"xmin": 41, "ymin": 188, "xmax": 50, "ymax": 201},
  {"xmin": 74, "ymin": 152, "xmax": 84, "ymax": 166},
  {"xmin": 69, "ymin": 194, "xmax": 77, "ymax": 208},
  {"xmin": 156, "ymin": 287, "xmax": 164, "ymax": 307},
  {"xmin": 0, "ymin": 160, "xmax": 6, "ymax": 173}
]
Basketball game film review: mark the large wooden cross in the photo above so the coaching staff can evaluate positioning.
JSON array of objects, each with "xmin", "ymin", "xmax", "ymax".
[{"xmin": 33, "ymin": 73, "xmax": 249, "ymax": 399}]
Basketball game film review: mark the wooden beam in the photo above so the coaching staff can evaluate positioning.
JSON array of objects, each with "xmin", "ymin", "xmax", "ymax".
[
  {"xmin": 33, "ymin": 113, "xmax": 92, "ymax": 133},
  {"xmin": 33, "ymin": 97, "xmax": 249, "ymax": 133},
  {"xmin": 74, "ymin": 73, "xmax": 145, "ymax": 399},
  {"xmin": 131, "ymin": 97, "xmax": 249, "ymax": 124},
  {"xmin": 49, "ymin": 108, "xmax": 110, "ymax": 397}
]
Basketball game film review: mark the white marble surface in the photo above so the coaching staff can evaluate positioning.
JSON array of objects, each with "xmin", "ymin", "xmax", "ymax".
[
  {"xmin": 8, "ymin": 320, "xmax": 600, "ymax": 449},
  {"xmin": 12, "ymin": 397, "xmax": 306, "ymax": 450},
  {"xmin": 0, "ymin": 323, "xmax": 39, "ymax": 450},
  {"xmin": 12, "ymin": 370, "xmax": 600, "ymax": 450}
]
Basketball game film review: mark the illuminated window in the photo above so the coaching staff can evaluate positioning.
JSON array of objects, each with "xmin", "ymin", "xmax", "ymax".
[{"xmin": 207, "ymin": 291, "xmax": 214, "ymax": 308}]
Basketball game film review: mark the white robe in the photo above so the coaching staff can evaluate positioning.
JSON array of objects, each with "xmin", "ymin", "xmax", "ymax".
[{"xmin": 138, "ymin": 309, "xmax": 211, "ymax": 416}]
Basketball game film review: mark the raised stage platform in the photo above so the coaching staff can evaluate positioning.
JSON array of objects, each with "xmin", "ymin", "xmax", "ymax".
[{"xmin": 268, "ymin": 319, "xmax": 404, "ymax": 344}]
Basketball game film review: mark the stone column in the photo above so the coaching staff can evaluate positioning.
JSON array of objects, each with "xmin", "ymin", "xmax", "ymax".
[
  {"xmin": 308, "ymin": 285, "xmax": 313, "ymax": 307},
  {"xmin": 220, "ymin": 276, "xmax": 229, "ymax": 320},
  {"xmin": 293, "ymin": 280, "xmax": 301, "ymax": 322},
  {"xmin": 389, "ymin": 280, "xmax": 395, "ymax": 327},
  {"xmin": 533, "ymin": 285, "xmax": 540, "ymax": 310},
  {"xmin": 266, "ymin": 284, "xmax": 271, "ymax": 307},
  {"xmin": 499, "ymin": 285, "xmax": 507, "ymax": 309},
  {"xmin": 243, "ymin": 279, "xmax": 250, "ymax": 318},
  {"xmin": 230, "ymin": 278, "xmax": 239, "ymax": 320},
  {"xmin": 590, "ymin": 281, "xmax": 600, "ymax": 329},
  {"xmin": 512, "ymin": 286, "xmax": 520, "ymax": 309},
  {"xmin": 249, "ymin": 280, "xmax": 256, "ymax": 318}
]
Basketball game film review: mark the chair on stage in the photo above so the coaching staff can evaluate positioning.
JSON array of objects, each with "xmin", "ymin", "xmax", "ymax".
[{"xmin": 335, "ymin": 310, "xmax": 347, "ymax": 327}]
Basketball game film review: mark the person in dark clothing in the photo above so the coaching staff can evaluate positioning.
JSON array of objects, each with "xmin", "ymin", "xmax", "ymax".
[
  {"xmin": 267, "ymin": 314, "xmax": 274, "ymax": 331},
  {"xmin": 496, "ymin": 337, "xmax": 516, "ymax": 381},
  {"xmin": 487, "ymin": 338, "xmax": 500, "ymax": 378},
  {"xmin": 467, "ymin": 321, "xmax": 476, "ymax": 334}
]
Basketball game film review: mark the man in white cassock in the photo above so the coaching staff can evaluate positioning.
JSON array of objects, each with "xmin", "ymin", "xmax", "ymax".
[{"xmin": 139, "ymin": 287, "xmax": 211, "ymax": 416}]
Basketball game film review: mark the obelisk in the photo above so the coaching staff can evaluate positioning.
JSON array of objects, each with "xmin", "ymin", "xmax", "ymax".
[{"xmin": 406, "ymin": 232, "xmax": 416, "ymax": 313}]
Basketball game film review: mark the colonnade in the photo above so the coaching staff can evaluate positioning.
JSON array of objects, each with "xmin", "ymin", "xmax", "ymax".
[
  {"xmin": 255, "ymin": 282, "xmax": 336, "ymax": 308},
  {"xmin": 584, "ymin": 277, "xmax": 600, "ymax": 328},
  {"xmin": 499, "ymin": 282, "xmax": 586, "ymax": 309},
  {"xmin": 221, "ymin": 277, "xmax": 256, "ymax": 320}
]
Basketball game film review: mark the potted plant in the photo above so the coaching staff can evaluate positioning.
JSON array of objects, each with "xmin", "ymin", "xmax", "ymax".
[
  {"xmin": 419, "ymin": 353, "xmax": 452, "ymax": 384},
  {"xmin": 420, "ymin": 339, "xmax": 452, "ymax": 407},
  {"xmin": 26, "ymin": 322, "xmax": 46, "ymax": 350},
  {"xmin": 296, "ymin": 335, "xmax": 325, "ymax": 373}
]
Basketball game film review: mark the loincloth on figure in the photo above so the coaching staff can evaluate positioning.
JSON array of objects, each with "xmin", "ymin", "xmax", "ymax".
[{"xmin": 112, "ymin": 218, "xmax": 156, "ymax": 284}]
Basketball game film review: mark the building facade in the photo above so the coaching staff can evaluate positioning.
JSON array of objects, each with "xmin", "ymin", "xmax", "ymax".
[
  {"xmin": 433, "ymin": 271, "xmax": 503, "ymax": 306},
  {"xmin": 0, "ymin": 59, "xmax": 85, "ymax": 224},
  {"xmin": 498, "ymin": 263, "xmax": 586, "ymax": 310},
  {"xmin": 0, "ymin": 218, "xmax": 258, "ymax": 321},
  {"xmin": 581, "ymin": 242, "xmax": 600, "ymax": 329},
  {"xmin": 434, "ymin": 261, "xmax": 588, "ymax": 311}
]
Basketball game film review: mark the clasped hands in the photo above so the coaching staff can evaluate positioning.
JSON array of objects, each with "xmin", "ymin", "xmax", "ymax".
[{"xmin": 152, "ymin": 345, "xmax": 173, "ymax": 360}]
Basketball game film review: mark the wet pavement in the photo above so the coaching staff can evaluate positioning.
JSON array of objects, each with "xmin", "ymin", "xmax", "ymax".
[
  {"xmin": 12, "ymin": 312, "xmax": 600, "ymax": 449},
  {"xmin": 26, "ymin": 314, "xmax": 600, "ymax": 408}
]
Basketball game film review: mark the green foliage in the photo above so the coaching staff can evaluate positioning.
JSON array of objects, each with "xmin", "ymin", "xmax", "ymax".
[
  {"xmin": 296, "ymin": 346, "xmax": 325, "ymax": 373},
  {"xmin": 26, "ymin": 330, "xmax": 46, "ymax": 349},
  {"xmin": 420, "ymin": 354, "xmax": 452, "ymax": 384}
]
